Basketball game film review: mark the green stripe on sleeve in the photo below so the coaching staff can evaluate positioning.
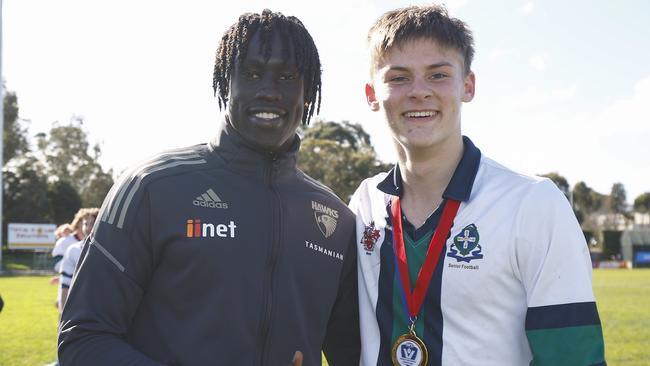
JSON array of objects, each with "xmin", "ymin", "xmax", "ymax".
[{"xmin": 526, "ymin": 324, "xmax": 605, "ymax": 366}]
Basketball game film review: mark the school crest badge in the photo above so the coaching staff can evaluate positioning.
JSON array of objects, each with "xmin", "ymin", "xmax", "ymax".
[
  {"xmin": 361, "ymin": 221, "xmax": 381, "ymax": 254},
  {"xmin": 447, "ymin": 224, "xmax": 483, "ymax": 263}
]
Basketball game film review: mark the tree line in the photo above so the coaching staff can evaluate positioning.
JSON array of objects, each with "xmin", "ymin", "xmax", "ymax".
[
  {"xmin": 540, "ymin": 172, "xmax": 650, "ymax": 230},
  {"xmin": 3, "ymin": 87, "xmax": 114, "ymax": 244}
]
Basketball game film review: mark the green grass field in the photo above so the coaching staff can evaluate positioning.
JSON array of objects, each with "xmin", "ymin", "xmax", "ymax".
[
  {"xmin": 593, "ymin": 269, "xmax": 650, "ymax": 365},
  {"xmin": 0, "ymin": 270, "xmax": 648, "ymax": 365}
]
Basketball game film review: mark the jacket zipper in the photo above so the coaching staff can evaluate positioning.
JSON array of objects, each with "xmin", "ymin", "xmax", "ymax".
[{"xmin": 258, "ymin": 157, "xmax": 282, "ymax": 365}]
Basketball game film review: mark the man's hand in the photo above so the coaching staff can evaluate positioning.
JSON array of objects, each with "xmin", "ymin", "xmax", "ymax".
[{"xmin": 291, "ymin": 351, "xmax": 303, "ymax": 366}]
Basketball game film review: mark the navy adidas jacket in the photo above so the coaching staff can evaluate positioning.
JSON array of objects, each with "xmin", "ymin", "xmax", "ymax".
[{"xmin": 58, "ymin": 122, "xmax": 360, "ymax": 366}]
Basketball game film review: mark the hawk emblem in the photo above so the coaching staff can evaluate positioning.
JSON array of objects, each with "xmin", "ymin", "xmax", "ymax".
[{"xmin": 315, "ymin": 212, "xmax": 337, "ymax": 238}]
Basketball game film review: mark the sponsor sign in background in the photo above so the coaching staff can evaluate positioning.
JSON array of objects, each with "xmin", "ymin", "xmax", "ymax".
[
  {"xmin": 633, "ymin": 251, "xmax": 650, "ymax": 268},
  {"xmin": 635, "ymin": 252, "xmax": 650, "ymax": 263},
  {"xmin": 8, "ymin": 223, "xmax": 56, "ymax": 250}
]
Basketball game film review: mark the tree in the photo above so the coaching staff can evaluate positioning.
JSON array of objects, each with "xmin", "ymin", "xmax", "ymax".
[
  {"xmin": 539, "ymin": 172, "xmax": 570, "ymax": 197},
  {"xmin": 573, "ymin": 181, "xmax": 594, "ymax": 213},
  {"xmin": 3, "ymin": 88, "xmax": 30, "ymax": 164},
  {"xmin": 607, "ymin": 182, "xmax": 628, "ymax": 215},
  {"xmin": 633, "ymin": 192, "xmax": 650, "ymax": 213},
  {"xmin": 36, "ymin": 116, "xmax": 114, "ymax": 208},
  {"xmin": 47, "ymin": 180, "xmax": 82, "ymax": 225},
  {"xmin": 302, "ymin": 120, "xmax": 372, "ymax": 150},
  {"xmin": 298, "ymin": 120, "xmax": 391, "ymax": 201},
  {"xmin": 2, "ymin": 156, "xmax": 51, "ymax": 243},
  {"xmin": 81, "ymin": 169, "xmax": 114, "ymax": 207},
  {"xmin": 572, "ymin": 181, "xmax": 604, "ymax": 212}
]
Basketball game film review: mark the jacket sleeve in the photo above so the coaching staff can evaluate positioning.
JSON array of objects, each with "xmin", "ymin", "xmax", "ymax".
[
  {"xmin": 322, "ymin": 228, "xmax": 361, "ymax": 366},
  {"xmin": 58, "ymin": 188, "xmax": 165, "ymax": 366},
  {"xmin": 514, "ymin": 180, "xmax": 606, "ymax": 366}
]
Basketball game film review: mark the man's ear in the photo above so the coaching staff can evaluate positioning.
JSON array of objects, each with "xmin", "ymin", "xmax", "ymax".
[
  {"xmin": 365, "ymin": 83, "xmax": 380, "ymax": 111},
  {"xmin": 462, "ymin": 71, "xmax": 476, "ymax": 103}
]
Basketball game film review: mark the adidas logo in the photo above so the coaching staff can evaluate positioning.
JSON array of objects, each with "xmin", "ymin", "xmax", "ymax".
[{"xmin": 193, "ymin": 189, "xmax": 228, "ymax": 209}]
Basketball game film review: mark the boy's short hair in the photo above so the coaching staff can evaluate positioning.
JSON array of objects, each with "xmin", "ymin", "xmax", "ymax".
[{"xmin": 367, "ymin": 4, "xmax": 475, "ymax": 75}]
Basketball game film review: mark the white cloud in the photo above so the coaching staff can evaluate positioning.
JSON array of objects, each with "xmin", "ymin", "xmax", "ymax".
[
  {"xmin": 529, "ymin": 53, "xmax": 547, "ymax": 71},
  {"xmin": 520, "ymin": 1, "xmax": 535, "ymax": 14},
  {"xmin": 488, "ymin": 48, "xmax": 509, "ymax": 64}
]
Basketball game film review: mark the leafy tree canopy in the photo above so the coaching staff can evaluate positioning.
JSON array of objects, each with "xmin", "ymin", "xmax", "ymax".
[
  {"xmin": 633, "ymin": 192, "xmax": 650, "ymax": 213},
  {"xmin": 607, "ymin": 182, "xmax": 628, "ymax": 214},
  {"xmin": 298, "ymin": 120, "xmax": 390, "ymax": 201},
  {"xmin": 3, "ymin": 87, "xmax": 30, "ymax": 164},
  {"xmin": 35, "ymin": 116, "xmax": 113, "ymax": 207}
]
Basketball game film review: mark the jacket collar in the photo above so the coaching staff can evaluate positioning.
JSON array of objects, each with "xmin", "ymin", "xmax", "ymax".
[
  {"xmin": 206, "ymin": 120, "xmax": 300, "ymax": 178},
  {"xmin": 377, "ymin": 136, "xmax": 481, "ymax": 202}
]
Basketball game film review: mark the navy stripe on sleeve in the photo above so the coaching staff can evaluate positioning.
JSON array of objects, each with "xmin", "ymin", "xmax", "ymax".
[
  {"xmin": 61, "ymin": 271, "xmax": 73, "ymax": 278},
  {"xmin": 526, "ymin": 302, "xmax": 601, "ymax": 330},
  {"xmin": 376, "ymin": 222, "xmax": 396, "ymax": 366}
]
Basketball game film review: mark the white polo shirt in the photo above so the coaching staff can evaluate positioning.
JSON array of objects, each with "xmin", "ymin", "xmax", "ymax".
[{"xmin": 349, "ymin": 137, "xmax": 605, "ymax": 366}]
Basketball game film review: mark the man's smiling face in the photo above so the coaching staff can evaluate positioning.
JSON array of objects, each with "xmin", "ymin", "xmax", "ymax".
[{"xmin": 227, "ymin": 30, "xmax": 305, "ymax": 153}]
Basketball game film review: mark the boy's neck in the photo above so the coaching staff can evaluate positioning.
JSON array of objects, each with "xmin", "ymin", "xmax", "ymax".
[{"xmin": 396, "ymin": 136, "xmax": 464, "ymax": 229}]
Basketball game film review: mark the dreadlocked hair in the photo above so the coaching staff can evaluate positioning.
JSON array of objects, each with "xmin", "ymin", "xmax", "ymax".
[{"xmin": 212, "ymin": 9, "xmax": 322, "ymax": 125}]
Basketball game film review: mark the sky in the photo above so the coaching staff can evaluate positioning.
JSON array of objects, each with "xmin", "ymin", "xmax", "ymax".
[{"xmin": 3, "ymin": 0, "xmax": 650, "ymax": 202}]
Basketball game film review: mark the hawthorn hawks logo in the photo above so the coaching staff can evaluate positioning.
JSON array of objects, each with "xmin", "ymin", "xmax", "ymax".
[
  {"xmin": 312, "ymin": 201, "xmax": 339, "ymax": 238},
  {"xmin": 362, "ymin": 221, "xmax": 381, "ymax": 254}
]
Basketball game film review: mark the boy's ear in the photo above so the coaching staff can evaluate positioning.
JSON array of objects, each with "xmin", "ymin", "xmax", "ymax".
[
  {"xmin": 462, "ymin": 71, "xmax": 476, "ymax": 103},
  {"xmin": 365, "ymin": 83, "xmax": 380, "ymax": 111}
]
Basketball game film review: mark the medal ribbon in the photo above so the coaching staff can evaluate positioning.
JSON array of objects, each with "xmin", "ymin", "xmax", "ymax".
[{"xmin": 391, "ymin": 197, "xmax": 460, "ymax": 318}]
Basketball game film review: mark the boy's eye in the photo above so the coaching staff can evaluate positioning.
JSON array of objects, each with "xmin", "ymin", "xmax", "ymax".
[{"xmin": 431, "ymin": 73, "xmax": 447, "ymax": 80}]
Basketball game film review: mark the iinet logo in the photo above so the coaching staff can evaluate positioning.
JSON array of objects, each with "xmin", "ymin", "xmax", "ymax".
[{"xmin": 186, "ymin": 219, "xmax": 237, "ymax": 238}]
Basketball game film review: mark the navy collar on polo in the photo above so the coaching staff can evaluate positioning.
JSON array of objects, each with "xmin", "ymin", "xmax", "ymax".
[
  {"xmin": 377, "ymin": 136, "xmax": 481, "ymax": 202},
  {"xmin": 377, "ymin": 136, "xmax": 482, "ymax": 240}
]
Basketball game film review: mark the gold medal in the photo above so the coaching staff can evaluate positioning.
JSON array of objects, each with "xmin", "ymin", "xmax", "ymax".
[{"xmin": 391, "ymin": 328, "xmax": 428, "ymax": 366}]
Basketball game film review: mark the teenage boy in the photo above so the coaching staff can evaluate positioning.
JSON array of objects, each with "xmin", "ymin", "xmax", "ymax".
[
  {"xmin": 350, "ymin": 5, "xmax": 605, "ymax": 366},
  {"xmin": 59, "ymin": 10, "xmax": 359, "ymax": 366}
]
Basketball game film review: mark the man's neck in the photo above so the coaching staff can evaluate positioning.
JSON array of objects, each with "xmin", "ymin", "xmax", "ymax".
[{"xmin": 397, "ymin": 136, "xmax": 464, "ymax": 229}]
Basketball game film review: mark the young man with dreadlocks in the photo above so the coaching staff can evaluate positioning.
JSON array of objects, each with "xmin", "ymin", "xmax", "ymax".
[
  {"xmin": 349, "ymin": 5, "xmax": 605, "ymax": 366},
  {"xmin": 58, "ymin": 10, "xmax": 360, "ymax": 366}
]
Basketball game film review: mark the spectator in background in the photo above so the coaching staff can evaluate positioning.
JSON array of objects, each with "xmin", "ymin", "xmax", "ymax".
[
  {"xmin": 58, "ymin": 208, "xmax": 99, "ymax": 314},
  {"xmin": 51, "ymin": 211, "xmax": 87, "ymax": 273},
  {"xmin": 48, "ymin": 224, "xmax": 74, "ymax": 286},
  {"xmin": 55, "ymin": 223, "xmax": 73, "ymax": 240}
]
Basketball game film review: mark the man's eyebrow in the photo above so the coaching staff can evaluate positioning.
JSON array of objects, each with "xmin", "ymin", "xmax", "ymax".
[
  {"xmin": 386, "ymin": 62, "xmax": 454, "ymax": 72},
  {"xmin": 426, "ymin": 62, "xmax": 454, "ymax": 69}
]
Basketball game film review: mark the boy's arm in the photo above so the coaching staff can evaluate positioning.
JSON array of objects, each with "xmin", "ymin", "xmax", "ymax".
[{"xmin": 516, "ymin": 180, "xmax": 606, "ymax": 366}]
